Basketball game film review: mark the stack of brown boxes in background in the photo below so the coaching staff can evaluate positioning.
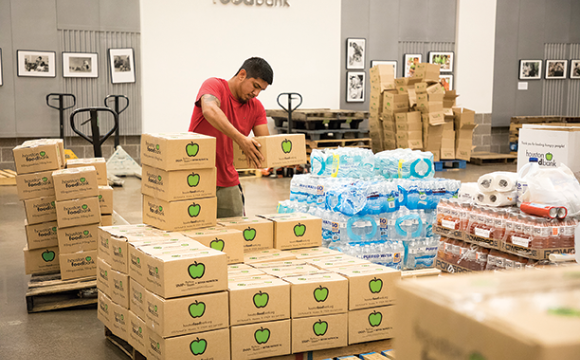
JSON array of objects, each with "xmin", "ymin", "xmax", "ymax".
[
  {"xmin": 368, "ymin": 65, "xmax": 396, "ymax": 152},
  {"xmin": 97, "ymin": 224, "xmax": 230, "ymax": 359},
  {"xmin": 15, "ymin": 139, "xmax": 65, "ymax": 276},
  {"xmin": 140, "ymin": 133, "xmax": 217, "ymax": 231},
  {"xmin": 66, "ymin": 158, "xmax": 114, "ymax": 226},
  {"xmin": 52, "ymin": 165, "xmax": 100, "ymax": 280},
  {"xmin": 453, "ymin": 108, "xmax": 477, "ymax": 161}
]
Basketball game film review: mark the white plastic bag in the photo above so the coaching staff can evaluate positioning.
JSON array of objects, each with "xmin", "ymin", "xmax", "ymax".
[{"xmin": 520, "ymin": 163, "xmax": 580, "ymax": 217}]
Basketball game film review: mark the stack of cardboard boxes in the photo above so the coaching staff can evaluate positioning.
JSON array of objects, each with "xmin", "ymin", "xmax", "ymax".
[
  {"xmin": 15, "ymin": 139, "xmax": 65, "ymax": 276},
  {"xmin": 140, "ymin": 133, "xmax": 218, "ymax": 231},
  {"xmin": 368, "ymin": 63, "xmax": 476, "ymax": 162}
]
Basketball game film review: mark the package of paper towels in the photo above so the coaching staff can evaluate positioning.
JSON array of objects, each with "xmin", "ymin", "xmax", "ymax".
[
  {"xmin": 477, "ymin": 172, "xmax": 518, "ymax": 193},
  {"xmin": 475, "ymin": 191, "xmax": 516, "ymax": 206},
  {"xmin": 458, "ymin": 183, "xmax": 479, "ymax": 203}
]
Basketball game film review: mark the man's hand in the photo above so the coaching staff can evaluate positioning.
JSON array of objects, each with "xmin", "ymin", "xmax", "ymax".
[{"xmin": 236, "ymin": 136, "xmax": 264, "ymax": 169}]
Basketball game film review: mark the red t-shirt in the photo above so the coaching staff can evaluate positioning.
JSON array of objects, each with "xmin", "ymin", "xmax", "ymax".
[{"xmin": 189, "ymin": 77, "xmax": 267, "ymax": 187}]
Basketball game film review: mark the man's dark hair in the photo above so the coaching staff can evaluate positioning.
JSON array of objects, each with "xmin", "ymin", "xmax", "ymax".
[{"xmin": 236, "ymin": 57, "xmax": 274, "ymax": 85}]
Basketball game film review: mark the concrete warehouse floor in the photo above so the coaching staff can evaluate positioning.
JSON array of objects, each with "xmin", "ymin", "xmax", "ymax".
[{"xmin": 0, "ymin": 163, "xmax": 516, "ymax": 359}]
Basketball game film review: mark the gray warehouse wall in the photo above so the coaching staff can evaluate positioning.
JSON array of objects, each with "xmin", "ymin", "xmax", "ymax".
[
  {"xmin": 340, "ymin": 0, "xmax": 457, "ymax": 111},
  {"xmin": 0, "ymin": 0, "xmax": 141, "ymax": 138},
  {"xmin": 492, "ymin": 0, "xmax": 580, "ymax": 126}
]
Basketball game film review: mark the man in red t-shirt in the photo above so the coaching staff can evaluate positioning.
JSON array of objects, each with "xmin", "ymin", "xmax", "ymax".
[{"xmin": 189, "ymin": 57, "xmax": 273, "ymax": 218}]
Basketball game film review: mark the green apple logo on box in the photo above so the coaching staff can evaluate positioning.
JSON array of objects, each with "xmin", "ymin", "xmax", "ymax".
[
  {"xmin": 187, "ymin": 172, "xmax": 200, "ymax": 187},
  {"xmin": 42, "ymin": 177, "xmax": 48, "ymax": 182},
  {"xmin": 82, "ymin": 204, "xmax": 88, "ymax": 210},
  {"xmin": 294, "ymin": 223, "xmax": 306, "ymax": 237},
  {"xmin": 546, "ymin": 153, "xmax": 553, "ymax": 161},
  {"xmin": 368, "ymin": 311, "xmax": 382, "ymax": 327},
  {"xmin": 186, "ymin": 142, "xmax": 200, "ymax": 157},
  {"xmin": 80, "ymin": 177, "xmax": 86, "ymax": 183},
  {"xmin": 369, "ymin": 277, "xmax": 383, "ymax": 294},
  {"xmin": 243, "ymin": 227, "xmax": 256, "ymax": 241},
  {"xmin": 253, "ymin": 291, "xmax": 269, "ymax": 308},
  {"xmin": 189, "ymin": 337, "xmax": 207, "ymax": 355},
  {"xmin": 313, "ymin": 320, "xmax": 328, "ymax": 336},
  {"xmin": 210, "ymin": 238, "xmax": 225, "ymax": 251},
  {"xmin": 188, "ymin": 261, "xmax": 205, "ymax": 279},
  {"xmin": 42, "ymin": 250, "xmax": 55, "ymax": 262},
  {"xmin": 188, "ymin": 300, "xmax": 205, "ymax": 318},
  {"xmin": 281, "ymin": 139, "xmax": 292, "ymax": 154},
  {"xmin": 52, "ymin": 227, "xmax": 57, "ymax": 233},
  {"xmin": 254, "ymin": 327, "xmax": 270, "ymax": 344},
  {"xmin": 83, "ymin": 230, "xmax": 89, "ymax": 236},
  {"xmin": 86, "ymin": 256, "xmax": 92, "ymax": 262},
  {"xmin": 469, "ymin": 352, "xmax": 487, "ymax": 360},
  {"xmin": 188, "ymin": 203, "xmax": 201, "ymax": 217},
  {"xmin": 313, "ymin": 285, "xmax": 328, "ymax": 302},
  {"xmin": 40, "ymin": 151, "xmax": 46, "ymax": 157}
]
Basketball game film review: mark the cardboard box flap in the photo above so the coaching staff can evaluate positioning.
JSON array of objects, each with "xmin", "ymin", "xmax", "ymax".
[
  {"xmin": 228, "ymin": 277, "xmax": 289, "ymax": 289},
  {"xmin": 283, "ymin": 272, "xmax": 346, "ymax": 284}
]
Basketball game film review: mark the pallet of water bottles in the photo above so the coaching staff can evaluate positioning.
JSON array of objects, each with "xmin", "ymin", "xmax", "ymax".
[{"xmin": 433, "ymin": 199, "xmax": 577, "ymax": 261}]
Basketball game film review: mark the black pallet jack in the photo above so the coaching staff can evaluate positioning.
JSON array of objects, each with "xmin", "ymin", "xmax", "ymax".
[
  {"xmin": 273, "ymin": 92, "xmax": 303, "ymax": 177},
  {"xmin": 104, "ymin": 95, "xmax": 129, "ymax": 149},
  {"xmin": 46, "ymin": 93, "xmax": 76, "ymax": 147},
  {"xmin": 69, "ymin": 107, "xmax": 118, "ymax": 157}
]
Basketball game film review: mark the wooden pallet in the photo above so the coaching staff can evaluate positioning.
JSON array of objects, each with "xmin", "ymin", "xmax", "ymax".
[
  {"xmin": 0, "ymin": 169, "xmax": 17, "ymax": 185},
  {"xmin": 306, "ymin": 138, "xmax": 372, "ymax": 150},
  {"xmin": 105, "ymin": 327, "xmax": 146, "ymax": 360},
  {"xmin": 469, "ymin": 152, "xmax": 517, "ymax": 165},
  {"xmin": 276, "ymin": 127, "xmax": 370, "ymax": 141},
  {"xmin": 25, "ymin": 273, "xmax": 98, "ymax": 313},
  {"xmin": 267, "ymin": 339, "xmax": 393, "ymax": 360},
  {"xmin": 266, "ymin": 108, "xmax": 369, "ymax": 121}
]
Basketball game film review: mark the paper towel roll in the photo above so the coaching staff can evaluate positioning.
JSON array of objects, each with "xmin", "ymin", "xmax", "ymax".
[
  {"xmin": 475, "ymin": 192, "xmax": 489, "ymax": 206},
  {"xmin": 487, "ymin": 191, "xmax": 516, "ymax": 207},
  {"xmin": 491, "ymin": 172, "xmax": 518, "ymax": 192},
  {"xmin": 477, "ymin": 174, "xmax": 495, "ymax": 193},
  {"xmin": 458, "ymin": 183, "xmax": 479, "ymax": 204}
]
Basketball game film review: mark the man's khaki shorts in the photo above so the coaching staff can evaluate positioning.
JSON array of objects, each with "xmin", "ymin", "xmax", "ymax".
[{"xmin": 216, "ymin": 185, "xmax": 244, "ymax": 218}]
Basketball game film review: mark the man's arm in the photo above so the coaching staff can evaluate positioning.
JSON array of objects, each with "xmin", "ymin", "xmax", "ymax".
[
  {"xmin": 200, "ymin": 94, "xmax": 264, "ymax": 168},
  {"xmin": 252, "ymin": 124, "xmax": 270, "ymax": 137}
]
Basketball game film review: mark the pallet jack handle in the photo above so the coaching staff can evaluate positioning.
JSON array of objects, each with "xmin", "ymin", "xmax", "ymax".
[
  {"xmin": 276, "ymin": 92, "xmax": 303, "ymax": 133},
  {"xmin": 104, "ymin": 95, "xmax": 129, "ymax": 148},
  {"xmin": 46, "ymin": 93, "xmax": 76, "ymax": 145},
  {"xmin": 70, "ymin": 107, "xmax": 118, "ymax": 158}
]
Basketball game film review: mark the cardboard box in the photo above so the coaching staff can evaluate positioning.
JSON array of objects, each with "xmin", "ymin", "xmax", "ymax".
[
  {"xmin": 415, "ymin": 82, "xmax": 428, "ymax": 94},
  {"xmin": 66, "ymin": 157, "xmax": 108, "ymax": 186},
  {"xmin": 57, "ymin": 223, "xmax": 99, "ymax": 253},
  {"xmin": 283, "ymin": 272, "xmax": 348, "ymax": 318},
  {"xmin": 128, "ymin": 311, "xmax": 148, "ymax": 356},
  {"xmin": 147, "ymin": 328, "xmax": 230, "ymax": 360},
  {"xmin": 395, "ymin": 112, "xmax": 422, "ymax": 131},
  {"xmin": 307, "ymin": 256, "xmax": 371, "ymax": 270},
  {"xmin": 414, "ymin": 63, "xmax": 440, "ymax": 82},
  {"xmin": 182, "ymin": 228, "xmax": 244, "ymax": 264},
  {"xmin": 244, "ymin": 249, "xmax": 296, "ymax": 264},
  {"xmin": 101, "ymin": 214, "xmax": 113, "ymax": 226},
  {"xmin": 25, "ymin": 220, "xmax": 58, "ymax": 250},
  {"xmin": 146, "ymin": 290, "xmax": 229, "ymax": 338},
  {"xmin": 230, "ymin": 319, "xmax": 291, "ymax": 360},
  {"xmin": 441, "ymin": 131, "xmax": 456, "ymax": 160},
  {"xmin": 228, "ymin": 268, "xmax": 266, "ymax": 279},
  {"xmin": 395, "ymin": 267, "xmax": 580, "ymax": 360},
  {"xmin": 111, "ymin": 268, "xmax": 130, "ymax": 308},
  {"xmin": 127, "ymin": 239, "xmax": 203, "ymax": 279},
  {"xmin": 261, "ymin": 264, "xmax": 322, "ymax": 277},
  {"xmin": 52, "ymin": 166, "xmax": 99, "ymax": 201},
  {"xmin": 394, "ymin": 77, "xmax": 423, "ymax": 94},
  {"xmin": 23, "ymin": 245, "xmax": 60, "ymax": 275},
  {"xmin": 251, "ymin": 259, "xmax": 308, "ymax": 268},
  {"xmin": 228, "ymin": 263, "xmax": 254, "ymax": 271},
  {"xmin": 396, "ymin": 131, "xmax": 423, "ymax": 150},
  {"xmin": 98, "ymin": 186, "xmax": 114, "ymax": 215},
  {"xmin": 258, "ymin": 213, "xmax": 322, "ymax": 250},
  {"xmin": 141, "ymin": 165, "xmax": 216, "ymax": 202},
  {"xmin": 15, "ymin": 170, "xmax": 55, "ymax": 200},
  {"xmin": 59, "ymin": 250, "xmax": 97, "ymax": 280},
  {"xmin": 370, "ymin": 64, "xmax": 395, "ymax": 92},
  {"xmin": 144, "ymin": 248, "xmax": 227, "ymax": 299},
  {"xmin": 12, "ymin": 139, "xmax": 63, "ymax": 175},
  {"xmin": 348, "ymin": 305, "xmax": 395, "ymax": 345},
  {"xmin": 228, "ymin": 278, "xmax": 290, "ymax": 326},
  {"xmin": 142, "ymin": 195, "xmax": 216, "ymax": 231},
  {"xmin": 335, "ymin": 265, "xmax": 400, "ymax": 310},
  {"xmin": 23, "ymin": 196, "xmax": 57, "ymax": 225},
  {"xmin": 55, "ymin": 196, "xmax": 101, "ymax": 228},
  {"xmin": 444, "ymin": 90, "xmax": 459, "ymax": 109},
  {"xmin": 130, "ymin": 279, "xmax": 148, "ymax": 321},
  {"xmin": 233, "ymin": 134, "xmax": 307, "ymax": 169},
  {"xmin": 291, "ymin": 313, "xmax": 348, "ymax": 353},
  {"xmin": 421, "ymin": 112, "xmax": 446, "ymax": 126},
  {"xmin": 426, "ymin": 82, "xmax": 446, "ymax": 95},
  {"xmin": 97, "ymin": 257, "xmax": 112, "ymax": 296},
  {"xmin": 288, "ymin": 247, "xmax": 343, "ymax": 259},
  {"xmin": 383, "ymin": 92, "xmax": 409, "ymax": 114},
  {"xmin": 111, "ymin": 299, "xmax": 130, "ymax": 341},
  {"xmin": 98, "ymin": 290, "xmax": 113, "ymax": 328},
  {"xmin": 218, "ymin": 216, "xmax": 274, "ymax": 251},
  {"xmin": 141, "ymin": 133, "xmax": 216, "ymax": 171}
]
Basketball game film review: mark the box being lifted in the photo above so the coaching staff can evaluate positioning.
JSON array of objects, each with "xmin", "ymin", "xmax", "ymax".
[{"xmin": 233, "ymin": 134, "xmax": 306, "ymax": 169}]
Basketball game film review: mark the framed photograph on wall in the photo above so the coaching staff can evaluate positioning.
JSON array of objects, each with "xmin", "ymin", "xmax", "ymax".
[
  {"xmin": 518, "ymin": 60, "xmax": 542, "ymax": 80},
  {"xmin": 571, "ymin": 60, "xmax": 580, "ymax": 79},
  {"xmin": 0, "ymin": 49, "xmax": 3, "ymax": 86},
  {"xmin": 346, "ymin": 38, "xmax": 365, "ymax": 70},
  {"xmin": 346, "ymin": 71, "xmax": 365, "ymax": 103},
  {"xmin": 108, "ymin": 48, "xmax": 135, "ymax": 84},
  {"xmin": 403, "ymin": 54, "xmax": 422, "ymax": 77},
  {"xmin": 439, "ymin": 74, "xmax": 453, "ymax": 91},
  {"xmin": 429, "ymin": 51, "xmax": 454, "ymax": 72},
  {"xmin": 370, "ymin": 60, "xmax": 397, "ymax": 76},
  {"xmin": 545, "ymin": 60, "xmax": 567, "ymax": 79},
  {"xmin": 63, "ymin": 52, "xmax": 98, "ymax": 78},
  {"xmin": 17, "ymin": 50, "xmax": 56, "ymax": 77}
]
